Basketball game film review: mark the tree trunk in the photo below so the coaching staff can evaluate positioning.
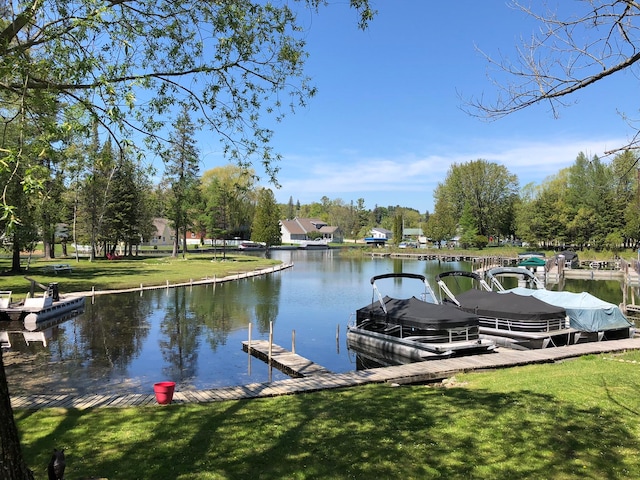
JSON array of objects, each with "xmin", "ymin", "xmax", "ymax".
[
  {"xmin": 0, "ymin": 351, "xmax": 35, "ymax": 480},
  {"xmin": 172, "ymin": 226, "xmax": 179, "ymax": 257},
  {"xmin": 89, "ymin": 228, "xmax": 96, "ymax": 262},
  {"xmin": 43, "ymin": 233, "xmax": 55, "ymax": 260},
  {"xmin": 11, "ymin": 241, "xmax": 21, "ymax": 273},
  {"xmin": 182, "ymin": 231, "xmax": 187, "ymax": 259}
]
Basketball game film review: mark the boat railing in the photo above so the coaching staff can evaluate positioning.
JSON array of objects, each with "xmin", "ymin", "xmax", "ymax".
[
  {"xmin": 403, "ymin": 325, "xmax": 480, "ymax": 343},
  {"xmin": 478, "ymin": 316, "xmax": 567, "ymax": 333}
]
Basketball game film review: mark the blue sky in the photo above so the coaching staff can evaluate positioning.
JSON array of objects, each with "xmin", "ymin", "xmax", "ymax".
[{"xmin": 197, "ymin": 1, "xmax": 633, "ymax": 213}]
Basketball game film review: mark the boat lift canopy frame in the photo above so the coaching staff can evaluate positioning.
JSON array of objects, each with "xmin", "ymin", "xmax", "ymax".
[{"xmin": 370, "ymin": 273, "xmax": 438, "ymax": 315}]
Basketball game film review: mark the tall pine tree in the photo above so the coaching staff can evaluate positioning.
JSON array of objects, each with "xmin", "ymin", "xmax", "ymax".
[
  {"xmin": 252, "ymin": 188, "xmax": 282, "ymax": 247},
  {"xmin": 162, "ymin": 106, "xmax": 200, "ymax": 258}
]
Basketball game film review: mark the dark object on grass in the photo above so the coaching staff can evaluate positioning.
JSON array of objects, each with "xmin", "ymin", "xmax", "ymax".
[{"xmin": 47, "ymin": 449, "xmax": 65, "ymax": 480}]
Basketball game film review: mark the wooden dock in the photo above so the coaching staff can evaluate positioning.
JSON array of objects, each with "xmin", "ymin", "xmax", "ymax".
[
  {"xmin": 10, "ymin": 336, "xmax": 640, "ymax": 410},
  {"xmin": 242, "ymin": 340, "xmax": 332, "ymax": 377}
]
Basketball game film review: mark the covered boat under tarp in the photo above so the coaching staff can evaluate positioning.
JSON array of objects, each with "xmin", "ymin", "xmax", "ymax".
[
  {"xmin": 452, "ymin": 289, "xmax": 567, "ymax": 325},
  {"xmin": 503, "ymin": 287, "xmax": 634, "ymax": 340},
  {"xmin": 356, "ymin": 295, "xmax": 481, "ymax": 331},
  {"xmin": 518, "ymin": 257, "xmax": 547, "ymax": 268},
  {"xmin": 347, "ymin": 273, "xmax": 495, "ymax": 362},
  {"xmin": 436, "ymin": 270, "xmax": 577, "ymax": 349},
  {"xmin": 449, "ymin": 289, "xmax": 576, "ymax": 349}
]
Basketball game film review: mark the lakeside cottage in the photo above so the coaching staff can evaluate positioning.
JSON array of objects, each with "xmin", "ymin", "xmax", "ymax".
[{"xmin": 279, "ymin": 217, "xmax": 342, "ymax": 245}]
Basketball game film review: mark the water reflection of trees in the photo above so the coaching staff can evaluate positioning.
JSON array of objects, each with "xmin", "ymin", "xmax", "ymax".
[
  {"xmin": 47, "ymin": 293, "xmax": 154, "ymax": 382},
  {"xmin": 189, "ymin": 283, "xmax": 245, "ymax": 351},
  {"xmin": 189, "ymin": 275, "xmax": 282, "ymax": 351},
  {"xmin": 82, "ymin": 295, "xmax": 152, "ymax": 367},
  {"xmin": 252, "ymin": 275, "xmax": 281, "ymax": 333},
  {"xmin": 159, "ymin": 288, "xmax": 200, "ymax": 380}
]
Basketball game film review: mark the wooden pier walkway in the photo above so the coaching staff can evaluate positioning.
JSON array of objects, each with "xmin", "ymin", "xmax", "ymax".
[
  {"xmin": 10, "ymin": 336, "xmax": 640, "ymax": 410},
  {"xmin": 241, "ymin": 340, "xmax": 333, "ymax": 377}
]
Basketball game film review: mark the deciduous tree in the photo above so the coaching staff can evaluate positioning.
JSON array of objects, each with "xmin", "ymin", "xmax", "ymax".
[
  {"xmin": 0, "ymin": 2, "xmax": 375, "ymax": 475},
  {"xmin": 469, "ymin": 1, "xmax": 640, "ymax": 154},
  {"xmin": 433, "ymin": 159, "xmax": 518, "ymax": 239}
]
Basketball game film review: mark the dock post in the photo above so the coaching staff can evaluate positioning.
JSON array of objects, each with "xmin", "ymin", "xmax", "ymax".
[
  {"xmin": 268, "ymin": 321, "xmax": 273, "ymax": 363},
  {"xmin": 292, "ymin": 329, "xmax": 296, "ymax": 354},
  {"xmin": 247, "ymin": 323, "xmax": 252, "ymax": 375},
  {"xmin": 268, "ymin": 321, "xmax": 273, "ymax": 382}
]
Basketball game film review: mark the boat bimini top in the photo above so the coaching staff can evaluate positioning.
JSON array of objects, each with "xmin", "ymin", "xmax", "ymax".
[
  {"xmin": 435, "ymin": 270, "xmax": 491, "ymax": 307},
  {"xmin": 485, "ymin": 266, "xmax": 546, "ymax": 292},
  {"xmin": 369, "ymin": 273, "xmax": 438, "ymax": 314}
]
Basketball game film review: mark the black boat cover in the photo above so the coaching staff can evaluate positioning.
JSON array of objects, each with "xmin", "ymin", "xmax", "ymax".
[
  {"xmin": 356, "ymin": 296, "xmax": 479, "ymax": 329},
  {"xmin": 454, "ymin": 289, "xmax": 566, "ymax": 321}
]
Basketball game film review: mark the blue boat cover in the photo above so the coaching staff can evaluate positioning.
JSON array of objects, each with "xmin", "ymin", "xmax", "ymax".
[{"xmin": 504, "ymin": 287, "xmax": 632, "ymax": 332}]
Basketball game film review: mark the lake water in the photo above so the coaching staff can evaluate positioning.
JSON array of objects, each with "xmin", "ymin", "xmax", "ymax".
[{"xmin": 2, "ymin": 249, "xmax": 630, "ymax": 396}]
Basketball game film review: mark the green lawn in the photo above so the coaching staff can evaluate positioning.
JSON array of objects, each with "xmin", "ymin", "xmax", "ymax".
[
  {"xmin": 6, "ymin": 249, "xmax": 640, "ymax": 478},
  {"xmin": 14, "ymin": 350, "xmax": 640, "ymax": 479},
  {"xmin": 0, "ymin": 254, "xmax": 280, "ymax": 298}
]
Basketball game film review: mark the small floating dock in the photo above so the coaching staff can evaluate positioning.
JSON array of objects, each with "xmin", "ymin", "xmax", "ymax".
[{"xmin": 242, "ymin": 340, "xmax": 332, "ymax": 377}]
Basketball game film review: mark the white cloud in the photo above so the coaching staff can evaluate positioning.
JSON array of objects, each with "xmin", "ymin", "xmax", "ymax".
[{"xmin": 274, "ymin": 136, "xmax": 628, "ymax": 211}]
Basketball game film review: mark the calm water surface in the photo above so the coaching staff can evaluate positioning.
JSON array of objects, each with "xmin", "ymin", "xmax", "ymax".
[{"xmin": 3, "ymin": 250, "xmax": 629, "ymax": 396}]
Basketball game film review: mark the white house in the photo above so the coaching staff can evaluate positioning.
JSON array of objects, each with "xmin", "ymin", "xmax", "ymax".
[
  {"xmin": 370, "ymin": 227, "xmax": 392, "ymax": 240},
  {"xmin": 279, "ymin": 217, "xmax": 342, "ymax": 244}
]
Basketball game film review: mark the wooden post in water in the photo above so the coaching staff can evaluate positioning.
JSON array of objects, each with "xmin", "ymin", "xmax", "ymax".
[
  {"xmin": 336, "ymin": 324, "xmax": 340, "ymax": 354},
  {"xmin": 268, "ymin": 321, "xmax": 273, "ymax": 382},
  {"xmin": 291, "ymin": 329, "xmax": 296, "ymax": 354},
  {"xmin": 268, "ymin": 321, "xmax": 273, "ymax": 362},
  {"xmin": 247, "ymin": 323, "xmax": 252, "ymax": 375}
]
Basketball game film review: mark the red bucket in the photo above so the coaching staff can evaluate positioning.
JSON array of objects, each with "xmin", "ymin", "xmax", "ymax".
[{"xmin": 153, "ymin": 381, "xmax": 176, "ymax": 405}]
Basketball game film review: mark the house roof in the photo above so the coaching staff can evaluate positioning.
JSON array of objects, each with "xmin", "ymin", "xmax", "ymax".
[
  {"xmin": 280, "ymin": 217, "xmax": 331, "ymax": 234},
  {"xmin": 319, "ymin": 226, "xmax": 339, "ymax": 234},
  {"xmin": 280, "ymin": 219, "xmax": 306, "ymax": 235},
  {"xmin": 153, "ymin": 217, "xmax": 171, "ymax": 233},
  {"xmin": 371, "ymin": 227, "xmax": 392, "ymax": 234}
]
